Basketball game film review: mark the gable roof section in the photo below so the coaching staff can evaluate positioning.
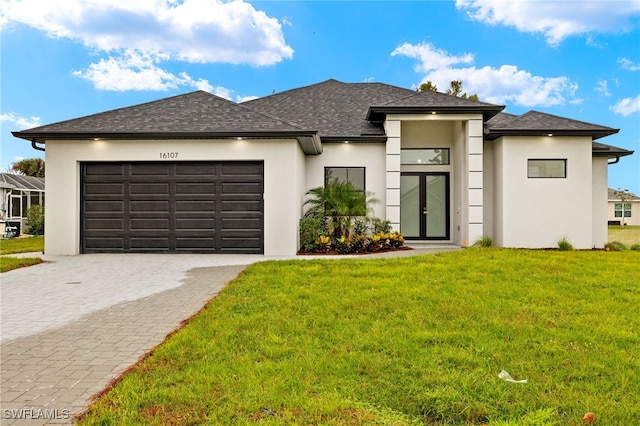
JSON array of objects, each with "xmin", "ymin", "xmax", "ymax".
[
  {"xmin": 244, "ymin": 79, "xmax": 415, "ymax": 141},
  {"xmin": 367, "ymin": 90, "xmax": 504, "ymax": 121},
  {"xmin": 485, "ymin": 110, "xmax": 619, "ymax": 140},
  {"xmin": 12, "ymin": 91, "xmax": 323, "ymax": 154},
  {"xmin": 0, "ymin": 173, "xmax": 45, "ymax": 191}
]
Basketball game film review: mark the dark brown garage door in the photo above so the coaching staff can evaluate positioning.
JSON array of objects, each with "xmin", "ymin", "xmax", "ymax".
[{"xmin": 81, "ymin": 162, "xmax": 263, "ymax": 253}]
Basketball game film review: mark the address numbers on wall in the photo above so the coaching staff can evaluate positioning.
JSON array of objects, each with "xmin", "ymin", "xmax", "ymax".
[{"xmin": 159, "ymin": 152, "xmax": 179, "ymax": 159}]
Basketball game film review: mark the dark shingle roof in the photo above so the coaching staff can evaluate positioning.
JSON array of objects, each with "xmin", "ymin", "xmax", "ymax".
[
  {"xmin": 592, "ymin": 141, "xmax": 634, "ymax": 158},
  {"xmin": 12, "ymin": 80, "xmax": 626, "ymax": 157},
  {"xmin": 367, "ymin": 89, "xmax": 504, "ymax": 121},
  {"xmin": 485, "ymin": 110, "xmax": 619, "ymax": 140},
  {"xmin": 13, "ymin": 91, "xmax": 312, "ymax": 139},
  {"xmin": 0, "ymin": 173, "xmax": 45, "ymax": 191},
  {"xmin": 485, "ymin": 112, "xmax": 519, "ymax": 128},
  {"xmin": 244, "ymin": 79, "xmax": 416, "ymax": 140}
]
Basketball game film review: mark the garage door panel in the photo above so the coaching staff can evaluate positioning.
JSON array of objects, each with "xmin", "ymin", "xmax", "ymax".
[
  {"xmin": 130, "ymin": 164, "xmax": 171, "ymax": 176},
  {"xmin": 222, "ymin": 182, "xmax": 262, "ymax": 194},
  {"xmin": 176, "ymin": 182, "xmax": 216, "ymax": 194},
  {"xmin": 221, "ymin": 200, "xmax": 261, "ymax": 212},
  {"xmin": 130, "ymin": 218, "xmax": 170, "ymax": 230},
  {"xmin": 84, "ymin": 238, "xmax": 124, "ymax": 250},
  {"xmin": 175, "ymin": 238, "xmax": 216, "ymax": 249},
  {"xmin": 221, "ymin": 236, "xmax": 262, "ymax": 251},
  {"xmin": 85, "ymin": 201, "xmax": 124, "ymax": 212},
  {"xmin": 84, "ymin": 219, "xmax": 124, "ymax": 230},
  {"xmin": 176, "ymin": 163, "xmax": 216, "ymax": 175},
  {"xmin": 221, "ymin": 217, "xmax": 261, "ymax": 230},
  {"xmin": 175, "ymin": 218, "xmax": 215, "ymax": 230},
  {"xmin": 85, "ymin": 164, "xmax": 125, "ymax": 176},
  {"xmin": 129, "ymin": 238, "xmax": 170, "ymax": 250},
  {"xmin": 130, "ymin": 201, "xmax": 170, "ymax": 212},
  {"xmin": 221, "ymin": 162, "xmax": 262, "ymax": 176},
  {"xmin": 82, "ymin": 161, "xmax": 263, "ymax": 254},
  {"xmin": 85, "ymin": 183, "xmax": 124, "ymax": 195},
  {"xmin": 130, "ymin": 183, "xmax": 170, "ymax": 195},
  {"xmin": 175, "ymin": 200, "xmax": 215, "ymax": 212}
]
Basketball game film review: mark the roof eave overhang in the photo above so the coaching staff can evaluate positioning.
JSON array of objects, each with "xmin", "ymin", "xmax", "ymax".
[
  {"xmin": 12, "ymin": 130, "xmax": 324, "ymax": 155},
  {"xmin": 367, "ymin": 105, "xmax": 505, "ymax": 122},
  {"xmin": 593, "ymin": 148, "xmax": 634, "ymax": 159},
  {"xmin": 485, "ymin": 128, "xmax": 620, "ymax": 141},
  {"xmin": 321, "ymin": 135, "xmax": 388, "ymax": 143}
]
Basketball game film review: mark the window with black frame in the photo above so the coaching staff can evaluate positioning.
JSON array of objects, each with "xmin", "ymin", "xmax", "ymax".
[{"xmin": 324, "ymin": 167, "xmax": 365, "ymax": 191}]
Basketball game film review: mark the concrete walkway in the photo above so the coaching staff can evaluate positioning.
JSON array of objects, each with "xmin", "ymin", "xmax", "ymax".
[{"xmin": 0, "ymin": 247, "xmax": 457, "ymax": 425}]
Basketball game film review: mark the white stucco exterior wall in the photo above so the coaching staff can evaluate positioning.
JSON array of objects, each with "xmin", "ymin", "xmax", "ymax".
[
  {"xmin": 496, "ymin": 135, "xmax": 594, "ymax": 249},
  {"xmin": 304, "ymin": 143, "xmax": 387, "ymax": 219},
  {"xmin": 591, "ymin": 157, "xmax": 609, "ymax": 247},
  {"xmin": 43, "ymin": 138, "xmax": 304, "ymax": 256}
]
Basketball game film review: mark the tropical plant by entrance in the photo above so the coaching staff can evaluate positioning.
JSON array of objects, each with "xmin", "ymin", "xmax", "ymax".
[
  {"xmin": 303, "ymin": 180, "xmax": 378, "ymax": 240},
  {"xmin": 300, "ymin": 181, "xmax": 404, "ymax": 254}
]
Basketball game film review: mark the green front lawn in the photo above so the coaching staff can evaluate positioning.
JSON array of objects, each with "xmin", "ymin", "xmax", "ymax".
[
  {"xmin": 0, "ymin": 256, "xmax": 43, "ymax": 273},
  {"xmin": 608, "ymin": 225, "xmax": 640, "ymax": 246},
  {"xmin": 0, "ymin": 236, "xmax": 44, "ymax": 255},
  {"xmin": 79, "ymin": 249, "xmax": 640, "ymax": 425}
]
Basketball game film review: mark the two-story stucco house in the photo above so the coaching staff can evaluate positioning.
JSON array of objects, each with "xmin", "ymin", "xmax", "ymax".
[{"xmin": 12, "ymin": 79, "xmax": 633, "ymax": 255}]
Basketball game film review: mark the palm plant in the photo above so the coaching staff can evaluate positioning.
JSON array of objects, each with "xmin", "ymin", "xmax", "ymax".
[{"xmin": 303, "ymin": 180, "xmax": 378, "ymax": 240}]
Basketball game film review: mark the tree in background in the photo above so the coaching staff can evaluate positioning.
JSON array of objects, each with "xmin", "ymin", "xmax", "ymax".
[
  {"xmin": 613, "ymin": 188, "xmax": 633, "ymax": 227},
  {"xmin": 11, "ymin": 158, "xmax": 45, "ymax": 177},
  {"xmin": 418, "ymin": 80, "xmax": 479, "ymax": 101},
  {"xmin": 25, "ymin": 204, "xmax": 45, "ymax": 235}
]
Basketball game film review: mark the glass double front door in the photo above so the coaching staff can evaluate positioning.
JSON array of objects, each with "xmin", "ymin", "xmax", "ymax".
[{"xmin": 400, "ymin": 173, "xmax": 450, "ymax": 240}]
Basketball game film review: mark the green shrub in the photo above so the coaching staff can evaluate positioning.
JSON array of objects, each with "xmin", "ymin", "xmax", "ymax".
[
  {"xmin": 335, "ymin": 236, "xmax": 352, "ymax": 254},
  {"xmin": 371, "ymin": 218, "xmax": 392, "ymax": 234},
  {"xmin": 299, "ymin": 213, "xmax": 327, "ymax": 251},
  {"xmin": 630, "ymin": 243, "xmax": 640, "ymax": 251},
  {"xmin": 557, "ymin": 236, "xmax": 573, "ymax": 251},
  {"xmin": 473, "ymin": 236, "xmax": 494, "ymax": 247},
  {"xmin": 605, "ymin": 241, "xmax": 628, "ymax": 251},
  {"xmin": 25, "ymin": 204, "xmax": 45, "ymax": 235}
]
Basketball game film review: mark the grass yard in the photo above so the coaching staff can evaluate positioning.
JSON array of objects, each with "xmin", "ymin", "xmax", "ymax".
[
  {"xmin": 79, "ymin": 249, "xmax": 640, "ymax": 425},
  {"xmin": 0, "ymin": 256, "xmax": 43, "ymax": 273},
  {"xmin": 0, "ymin": 236, "xmax": 44, "ymax": 255},
  {"xmin": 608, "ymin": 225, "xmax": 640, "ymax": 246},
  {"xmin": 0, "ymin": 236, "xmax": 45, "ymax": 272}
]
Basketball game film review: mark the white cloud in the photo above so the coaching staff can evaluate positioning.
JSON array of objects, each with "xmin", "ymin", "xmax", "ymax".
[
  {"xmin": 0, "ymin": 0, "xmax": 293, "ymax": 66},
  {"xmin": 610, "ymin": 95, "xmax": 640, "ymax": 116},
  {"xmin": 0, "ymin": 112, "xmax": 42, "ymax": 130},
  {"xmin": 237, "ymin": 95, "xmax": 259, "ymax": 103},
  {"xmin": 456, "ymin": 0, "xmax": 640, "ymax": 46},
  {"xmin": 595, "ymin": 80, "xmax": 611, "ymax": 97},
  {"xmin": 392, "ymin": 42, "xmax": 577, "ymax": 107},
  {"xmin": 618, "ymin": 57, "xmax": 640, "ymax": 71},
  {"xmin": 392, "ymin": 42, "xmax": 473, "ymax": 72},
  {"xmin": 72, "ymin": 50, "xmax": 216, "ymax": 92}
]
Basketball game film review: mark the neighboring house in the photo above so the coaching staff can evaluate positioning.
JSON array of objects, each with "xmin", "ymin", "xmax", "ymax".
[
  {"xmin": 0, "ymin": 173, "xmax": 45, "ymax": 236},
  {"xmin": 608, "ymin": 188, "xmax": 640, "ymax": 226},
  {"xmin": 12, "ymin": 79, "xmax": 634, "ymax": 255}
]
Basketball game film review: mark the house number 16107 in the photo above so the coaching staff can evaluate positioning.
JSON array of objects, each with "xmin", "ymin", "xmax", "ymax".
[{"xmin": 159, "ymin": 152, "xmax": 178, "ymax": 159}]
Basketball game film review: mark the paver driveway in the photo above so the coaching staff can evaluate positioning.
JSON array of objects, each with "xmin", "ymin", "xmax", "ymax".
[{"xmin": 0, "ymin": 254, "xmax": 279, "ymax": 425}]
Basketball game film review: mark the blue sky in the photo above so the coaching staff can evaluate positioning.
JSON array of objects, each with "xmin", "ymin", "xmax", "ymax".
[{"xmin": 1, "ymin": 0, "xmax": 639, "ymax": 194}]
